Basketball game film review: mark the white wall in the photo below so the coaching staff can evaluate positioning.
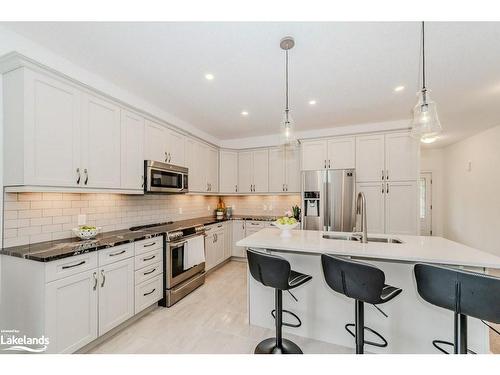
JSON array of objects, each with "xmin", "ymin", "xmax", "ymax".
[
  {"xmin": 442, "ymin": 124, "xmax": 500, "ymax": 257},
  {"xmin": 420, "ymin": 148, "xmax": 445, "ymax": 236}
]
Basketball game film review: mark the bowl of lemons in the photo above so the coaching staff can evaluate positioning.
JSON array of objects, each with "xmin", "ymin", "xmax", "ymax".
[
  {"xmin": 273, "ymin": 217, "xmax": 299, "ymax": 238},
  {"xmin": 72, "ymin": 225, "xmax": 101, "ymax": 240}
]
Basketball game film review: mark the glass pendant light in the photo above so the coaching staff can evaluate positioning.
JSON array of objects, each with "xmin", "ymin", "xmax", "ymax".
[
  {"xmin": 411, "ymin": 22, "xmax": 442, "ymax": 141},
  {"xmin": 280, "ymin": 36, "xmax": 298, "ymax": 148}
]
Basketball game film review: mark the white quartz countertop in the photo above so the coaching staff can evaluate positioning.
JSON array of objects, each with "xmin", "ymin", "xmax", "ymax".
[{"xmin": 236, "ymin": 228, "xmax": 500, "ymax": 269}]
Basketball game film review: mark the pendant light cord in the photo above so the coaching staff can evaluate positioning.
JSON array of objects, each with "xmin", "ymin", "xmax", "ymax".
[
  {"xmin": 422, "ymin": 21, "xmax": 426, "ymax": 91},
  {"xmin": 285, "ymin": 49, "xmax": 289, "ymax": 121}
]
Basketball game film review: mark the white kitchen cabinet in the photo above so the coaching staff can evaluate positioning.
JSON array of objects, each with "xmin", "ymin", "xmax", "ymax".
[
  {"xmin": 184, "ymin": 137, "xmax": 200, "ymax": 191},
  {"xmin": 166, "ymin": 129, "xmax": 185, "ymax": 166},
  {"xmin": 205, "ymin": 224, "xmax": 225, "ymax": 270},
  {"xmin": 45, "ymin": 269, "xmax": 98, "ymax": 353},
  {"xmin": 355, "ymin": 134, "xmax": 385, "ymax": 182},
  {"xmin": 207, "ymin": 146, "xmax": 219, "ymax": 192},
  {"xmin": 223, "ymin": 221, "xmax": 232, "ymax": 260},
  {"xmin": 190, "ymin": 141, "xmax": 218, "ymax": 193},
  {"xmin": 98, "ymin": 257, "xmax": 135, "ymax": 336},
  {"xmin": 81, "ymin": 93, "xmax": 122, "ymax": 189},
  {"xmin": 385, "ymin": 132, "xmax": 419, "ymax": 181},
  {"xmin": 232, "ymin": 220, "xmax": 246, "ymax": 258},
  {"xmin": 238, "ymin": 149, "xmax": 269, "ymax": 193},
  {"xmin": 385, "ymin": 181, "xmax": 419, "ymax": 235},
  {"xmin": 285, "ymin": 147, "xmax": 300, "ymax": 192},
  {"xmin": 269, "ymin": 146, "xmax": 300, "ymax": 193},
  {"xmin": 120, "ymin": 110, "xmax": 144, "ymax": 190},
  {"xmin": 327, "ymin": 137, "xmax": 355, "ymax": 169},
  {"xmin": 219, "ymin": 150, "xmax": 239, "ymax": 193},
  {"xmin": 144, "ymin": 119, "xmax": 168, "ymax": 162},
  {"xmin": 300, "ymin": 140, "xmax": 327, "ymax": 170},
  {"xmin": 356, "ymin": 182, "xmax": 386, "ymax": 234}
]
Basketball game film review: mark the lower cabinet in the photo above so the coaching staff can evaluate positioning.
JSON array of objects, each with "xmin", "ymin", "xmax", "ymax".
[
  {"xmin": 98, "ymin": 257, "xmax": 135, "ymax": 336},
  {"xmin": 232, "ymin": 220, "xmax": 246, "ymax": 258},
  {"xmin": 205, "ymin": 224, "xmax": 225, "ymax": 271}
]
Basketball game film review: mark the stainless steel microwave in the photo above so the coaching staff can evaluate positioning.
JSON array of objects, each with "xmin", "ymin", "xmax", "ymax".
[{"xmin": 144, "ymin": 160, "xmax": 188, "ymax": 193}]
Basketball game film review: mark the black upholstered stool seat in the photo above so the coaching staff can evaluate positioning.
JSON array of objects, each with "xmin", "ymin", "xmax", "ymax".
[
  {"xmin": 321, "ymin": 254, "xmax": 402, "ymax": 354},
  {"xmin": 247, "ymin": 248, "xmax": 312, "ymax": 354},
  {"xmin": 414, "ymin": 263, "xmax": 500, "ymax": 354}
]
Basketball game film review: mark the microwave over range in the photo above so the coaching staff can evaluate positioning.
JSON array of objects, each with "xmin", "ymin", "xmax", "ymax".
[{"xmin": 144, "ymin": 160, "xmax": 188, "ymax": 193}]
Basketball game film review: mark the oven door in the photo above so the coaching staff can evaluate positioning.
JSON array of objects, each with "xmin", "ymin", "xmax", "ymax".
[{"xmin": 166, "ymin": 238, "xmax": 205, "ymax": 289}]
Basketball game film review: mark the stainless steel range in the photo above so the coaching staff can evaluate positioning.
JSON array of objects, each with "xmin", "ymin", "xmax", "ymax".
[{"xmin": 130, "ymin": 222, "xmax": 206, "ymax": 307}]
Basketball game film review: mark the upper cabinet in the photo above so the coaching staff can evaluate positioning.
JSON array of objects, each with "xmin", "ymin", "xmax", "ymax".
[
  {"xmin": 187, "ymin": 140, "xmax": 218, "ymax": 193},
  {"xmin": 144, "ymin": 119, "xmax": 168, "ymax": 163},
  {"xmin": 269, "ymin": 146, "xmax": 300, "ymax": 193},
  {"xmin": 121, "ymin": 110, "xmax": 144, "ymax": 190},
  {"xmin": 219, "ymin": 150, "xmax": 238, "ymax": 193},
  {"xmin": 166, "ymin": 130, "xmax": 185, "ymax": 166},
  {"xmin": 238, "ymin": 150, "xmax": 269, "ymax": 193},
  {"xmin": 356, "ymin": 132, "xmax": 418, "ymax": 182},
  {"xmin": 301, "ymin": 137, "xmax": 355, "ymax": 171}
]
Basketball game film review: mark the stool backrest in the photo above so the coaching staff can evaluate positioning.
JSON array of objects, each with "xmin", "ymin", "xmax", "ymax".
[
  {"xmin": 321, "ymin": 254, "xmax": 385, "ymax": 304},
  {"xmin": 247, "ymin": 248, "xmax": 291, "ymax": 290},
  {"xmin": 414, "ymin": 263, "xmax": 500, "ymax": 323}
]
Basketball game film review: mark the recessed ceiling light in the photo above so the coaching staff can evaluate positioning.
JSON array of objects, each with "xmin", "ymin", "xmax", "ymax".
[
  {"xmin": 205, "ymin": 73, "xmax": 214, "ymax": 81},
  {"xmin": 308, "ymin": 100, "xmax": 317, "ymax": 105},
  {"xmin": 241, "ymin": 111, "xmax": 249, "ymax": 116},
  {"xmin": 394, "ymin": 86, "xmax": 405, "ymax": 92},
  {"xmin": 421, "ymin": 136, "xmax": 438, "ymax": 144}
]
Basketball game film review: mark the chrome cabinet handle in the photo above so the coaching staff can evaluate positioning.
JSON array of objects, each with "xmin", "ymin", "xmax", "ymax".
[
  {"xmin": 62, "ymin": 260, "xmax": 85, "ymax": 269},
  {"xmin": 386, "ymin": 182, "xmax": 389, "ymax": 194},
  {"xmin": 76, "ymin": 168, "xmax": 81, "ymax": 184},
  {"xmin": 235, "ymin": 184, "xmax": 237, "ymax": 192},
  {"xmin": 100, "ymin": 270, "xmax": 105, "ymax": 288},
  {"xmin": 143, "ymin": 288, "xmax": 156, "ymax": 296},
  {"xmin": 143, "ymin": 242, "xmax": 156, "ymax": 248},
  {"xmin": 168, "ymin": 152, "xmax": 171, "ymax": 163},
  {"xmin": 143, "ymin": 255, "xmax": 156, "ymax": 261},
  {"xmin": 328, "ymin": 160, "xmax": 331, "ymax": 168},
  {"xmin": 109, "ymin": 250, "xmax": 126, "ymax": 257},
  {"xmin": 282, "ymin": 184, "xmax": 284, "ymax": 192},
  {"xmin": 286, "ymin": 184, "xmax": 288, "ymax": 192},
  {"xmin": 386, "ymin": 170, "xmax": 389, "ymax": 180},
  {"xmin": 92, "ymin": 272, "xmax": 97, "ymax": 291},
  {"xmin": 143, "ymin": 268, "xmax": 156, "ymax": 276},
  {"xmin": 141, "ymin": 175, "xmax": 144, "ymax": 188},
  {"xmin": 165, "ymin": 152, "xmax": 168, "ymax": 162},
  {"xmin": 382, "ymin": 170, "xmax": 385, "ymax": 180},
  {"xmin": 382, "ymin": 183, "xmax": 385, "ymax": 194},
  {"xmin": 84, "ymin": 168, "xmax": 88, "ymax": 185}
]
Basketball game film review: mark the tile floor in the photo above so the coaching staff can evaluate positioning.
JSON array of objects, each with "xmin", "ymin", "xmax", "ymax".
[{"xmin": 89, "ymin": 261, "xmax": 352, "ymax": 354}]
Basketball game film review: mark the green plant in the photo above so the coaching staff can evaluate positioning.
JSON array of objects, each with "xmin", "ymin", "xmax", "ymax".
[{"xmin": 291, "ymin": 205, "xmax": 301, "ymax": 221}]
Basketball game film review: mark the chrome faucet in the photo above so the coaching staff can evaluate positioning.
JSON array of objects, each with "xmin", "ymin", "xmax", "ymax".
[{"xmin": 355, "ymin": 192, "xmax": 368, "ymax": 243}]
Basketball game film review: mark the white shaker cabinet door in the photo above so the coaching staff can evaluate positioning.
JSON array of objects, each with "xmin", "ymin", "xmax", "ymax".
[
  {"xmin": 355, "ymin": 134, "xmax": 385, "ymax": 182},
  {"xmin": 24, "ymin": 70, "xmax": 82, "ymax": 187},
  {"xmin": 232, "ymin": 220, "xmax": 246, "ymax": 258},
  {"xmin": 166, "ymin": 130, "xmax": 185, "ymax": 166},
  {"xmin": 300, "ymin": 140, "xmax": 327, "ymax": 170},
  {"xmin": 327, "ymin": 137, "xmax": 355, "ymax": 169},
  {"xmin": 81, "ymin": 94, "xmax": 121, "ymax": 188},
  {"xmin": 219, "ymin": 150, "xmax": 238, "ymax": 193},
  {"xmin": 238, "ymin": 151, "xmax": 253, "ymax": 193},
  {"xmin": 98, "ymin": 258, "xmax": 135, "ymax": 336},
  {"xmin": 45, "ymin": 270, "xmax": 98, "ymax": 353},
  {"xmin": 120, "ymin": 110, "xmax": 144, "ymax": 190},
  {"xmin": 356, "ymin": 182, "xmax": 385, "ymax": 234},
  {"xmin": 385, "ymin": 181, "xmax": 419, "ymax": 235},
  {"xmin": 285, "ymin": 146, "xmax": 301, "ymax": 193},
  {"xmin": 207, "ymin": 146, "xmax": 219, "ymax": 192},
  {"xmin": 268, "ymin": 147, "xmax": 286, "ymax": 193},
  {"xmin": 252, "ymin": 149, "xmax": 269, "ymax": 193},
  {"xmin": 144, "ymin": 119, "xmax": 168, "ymax": 163},
  {"xmin": 385, "ymin": 132, "xmax": 419, "ymax": 181}
]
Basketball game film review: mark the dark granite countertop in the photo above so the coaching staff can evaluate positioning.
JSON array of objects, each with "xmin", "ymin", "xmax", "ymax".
[{"xmin": 0, "ymin": 215, "xmax": 278, "ymax": 262}]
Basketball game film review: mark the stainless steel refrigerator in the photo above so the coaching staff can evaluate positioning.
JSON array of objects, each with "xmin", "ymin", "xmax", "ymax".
[{"xmin": 301, "ymin": 169, "xmax": 356, "ymax": 231}]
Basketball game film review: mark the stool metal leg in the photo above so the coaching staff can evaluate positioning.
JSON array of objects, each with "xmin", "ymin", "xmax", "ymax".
[
  {"xmin": 275, "ymin": 289, "xmax": 283, "ymax": 349},
  {"xmin": 355, "ymin": 300, "xmax": 364, "ymax": 354},
  {"xmin": 454, "ymin": 313, "xmax": 468, "ymax": 354}
]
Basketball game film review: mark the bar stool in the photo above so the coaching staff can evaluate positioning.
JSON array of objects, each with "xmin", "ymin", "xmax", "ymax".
[
  {"xmin": 414, "ymin": 263, "xmax": 500, "ymax": 354},
  {"xmin": 321, "ymin": 254, "xmax": 402, "ymax": 354},
  {"xmin": 247, "ymin": 248, "xmax": 312, "ymax": 354}
]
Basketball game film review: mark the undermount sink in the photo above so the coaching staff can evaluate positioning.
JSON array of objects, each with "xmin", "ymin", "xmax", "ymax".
[{"xmin": 322, "ymin": 234, "xmax": 403, "ymax": 244}]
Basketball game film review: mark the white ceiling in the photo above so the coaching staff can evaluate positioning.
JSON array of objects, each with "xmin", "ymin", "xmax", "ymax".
[{"xmin": 2, "ymin": 22, "xmax": 500, "ymax": 146}]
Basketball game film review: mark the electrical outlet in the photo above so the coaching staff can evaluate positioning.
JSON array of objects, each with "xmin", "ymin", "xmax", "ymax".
[
  {"xmin": 77, "ymin": 214, "xmax": 86, "ymax": 226},
  {"xmin": 178, "ymin": 207, "xmax": 183, "ymax": 214}
]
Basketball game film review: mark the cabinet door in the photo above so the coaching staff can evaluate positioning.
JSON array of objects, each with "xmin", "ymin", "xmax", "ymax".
[
  {"xmin": 205, "ymin": 232, "xmax": 217, "ymax": 271},
  {"xmin": 356, "ymin": 182, "xmax": 385, "ymax": 234},
  {"xmin": 219, "ymin": 150, "xmax": 238, "ymax": 193},
  {"xmin": 232, "ymin": 220, "xmax": 246, "ymax": 258},
  {"xmin": 252, "ymin": 149, "xmax": 269, "ymax": 193},
  {"xmin": 193, "ymin": 141, "xmax": 209, "ymax": 192},
  {"xmin": 45, "ymin": 270, "xmax": 98, "ymax": 353},
  {"xmin": 144, "ymin": 119, "xmax": 168, "ymax": 162},
  {"xmin": 82, "ymin": 94, "xmax": 121, "ymax": 188},
  {"xmin": 213, "ymin": 229, "xmax": 225, "ymax": 266},
  {"xmin": 327, "ymin": 137, "xmax": 355, "ymax": 169},
  {"xmin": 166, "ymin": 130, "xmax": 185, "ymax": 166},
  {"xmin": 98, "ymin": 258, "xmax": 135, "ymax": 336},
  {"xmin": 300, "ymin": 140, "xmax": 327, "ymax": 170},
  {"xmin": 355, "ymin": 134, "xmax": 385, "ymax": 182},
  {"xmin": 25, "ymin": 71, "xmax": 81, "ymax": 187},
  {"xmin": 185, "ymin": 138, "xmax": 200, "ymax": 192},
  {"xmin": 385, "ymin": 132, "xmax": 419, "ymax": 181},
  {"xmin": 223, "ymin": 222, "xmax": 232, "ymax": 260},
  {"xmin": 207, "ymin": 146, "xmax": 219, "ymax": 192},
  {"xmin": 285, "ymin": 147, "xmax": 301, "ymax": 192},
  {"xmin": 385, "ymin": 181, "xmax": 418, "ymax": 235},
  {"xmin": 120, "ymin": 110, "xmax": 144, "ymax": 190},
  {"xmin": 238, "ymin": 151, "xmax": 253, "ymax": 193},
  {"xmin": 268, "ymin": 147, "xmax": 286, "ymax": 192}
]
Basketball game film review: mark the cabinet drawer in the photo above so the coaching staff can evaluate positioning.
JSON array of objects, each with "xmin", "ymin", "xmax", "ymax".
[
  {"xmin": 45, "ymin": 252, "xmax": 98, "ymax": 282},
  {"xmin": 135, "ymin": 261, "xmax": 162, "ymax": 285},
  {"xmin": 98, "ymin": 243, "xmax": 134, "ymax": 266},
  {"xmin": 134, "ymin": 237, "xmax": 163, "ymax": 255},
  {"xmin": 135, "ymin": 275, "xmax": 162, "ymax": 314},
  {"xmin": 246, "ymin": 221, "xmax": 265, "ymax": 228},
  {"xmin": 134, "ymin": 247, "xmax": 162, "ymax": 270}
]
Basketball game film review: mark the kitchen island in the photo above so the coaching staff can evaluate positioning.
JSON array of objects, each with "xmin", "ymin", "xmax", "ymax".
[{"xmin": 237, "ymin": 228, "xmax": 500, "ymax": 354}]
